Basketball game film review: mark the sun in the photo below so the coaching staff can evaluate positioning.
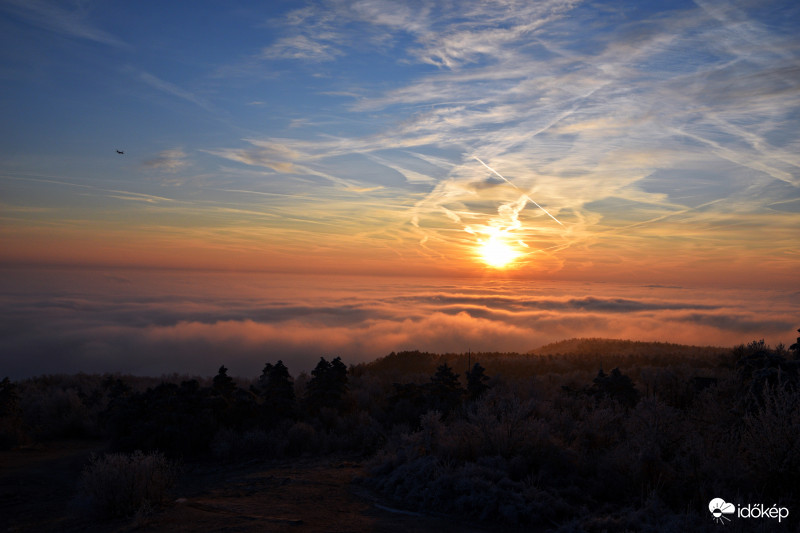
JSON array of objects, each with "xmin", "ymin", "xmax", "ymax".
[{"xmin": 478, "ymin": 235, "xmax": 520, "ymax": 268}]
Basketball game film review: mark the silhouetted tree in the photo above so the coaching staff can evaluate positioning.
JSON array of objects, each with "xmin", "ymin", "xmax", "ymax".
[
  {"xmin": 0, "ymin": 377, "xmax": 24, "ymax": 449},
  {"xmin": 735, "ymin": 340, "xmax": 799, "ymax": 406},
  {"xmin": 385, "ymin": 382, "xmax": 429, "ymax": 429},
  {"xmin": 103, "ymin": 379, "xmax": 217, "ymax": 457},
  {"xmin": 0, "ymin": 377, "xmax": 19, "ymax": 418},
  {"xmin": 790, "ymin": 328, "xmax": 800, "ymax": 360},
  {"xmin": 430, "ymin": 363, "xmax": 464, "ymax": 414},
  {"xmin": 305, "ymin": 357, "xmax": 348, "ymax": 414},
  {"xmin": 590, "ymin": 367, "xmax": 639, "ymax": 407},
  {"xmin": 257, "ymin": 362, "xmax": 274, "ymax": 390},
  {"xmin": 254, "ymin": 360, "xmax": 296, "ymax": 424},
  {"xmin": 212, "ymin": 365, "xmax": 236, "ymax": 399},
  {"xmin": 228, "ymin": 388, "xmax": 259, "ymax": 430},
  {"xmin": 466, "ymin": 362, "xmax": 490, "ymax": 401},
  {"xmin": 268, "ymin": 361, "xmax": 295, "ymax": 405},
  {"xmin": 102, "ymin": 376, "xmax": 132, "ymax": 402}
]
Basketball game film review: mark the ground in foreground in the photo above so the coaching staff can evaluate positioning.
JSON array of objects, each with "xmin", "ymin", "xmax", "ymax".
[{"xmin": 0, "ymin": 440, "xmax": 509, "ymax": 532}]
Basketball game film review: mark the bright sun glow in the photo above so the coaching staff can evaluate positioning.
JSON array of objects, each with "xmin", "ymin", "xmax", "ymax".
[{"xmin": 479, "ymin": 236, "xmax": 519, "ymax": 268}]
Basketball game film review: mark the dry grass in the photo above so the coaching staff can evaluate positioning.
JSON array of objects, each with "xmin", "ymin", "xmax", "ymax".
[{"xmin": 79, "ymin": 450, "xmax": 179, "ymax": 517}]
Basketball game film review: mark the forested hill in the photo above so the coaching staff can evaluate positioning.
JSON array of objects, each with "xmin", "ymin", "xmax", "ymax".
[
  {"xmin": 530, "ymin": 338, "xmax": 728, "ymax": 357},
  {"xmin": 352, "ymin": 338, "xmax": 731, "ymax": 380}
]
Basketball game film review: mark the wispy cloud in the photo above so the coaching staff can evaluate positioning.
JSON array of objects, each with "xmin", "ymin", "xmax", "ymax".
[
  {"xmin": 261, "ymin": 35, "xmax": 343, "ymax": 62},
  {"xmin": 143, "ymin": 149, "xmax": 190, "ymax": 173},
  {"xmin": 225, "ymin": 0, "xmax": 799, "ymax": 275},
  {"xmin": 0, "ymin": 0, "xmax": 127, "ymax": 47},
  {"xmin": 132, "ymin": 69, "xmax": 214, "ymax": 112}
]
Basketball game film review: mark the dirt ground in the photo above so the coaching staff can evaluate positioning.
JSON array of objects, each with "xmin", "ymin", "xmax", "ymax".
[
  {"xmin": 0, "ymin": 440, "xmax": 106, "ymax": 532},
  {"xmin": 0, "ymin": 442, "xmax": 502, "ymax": 533}
]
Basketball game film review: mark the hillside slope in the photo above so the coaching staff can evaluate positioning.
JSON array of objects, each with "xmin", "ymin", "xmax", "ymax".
[
  {"xmin": 530, "ymin": 337, "xmax": 727, "ymax": 357},
  {"xmin": 354, "ymin": 338, "xmax": 731, "ymax": 381}
]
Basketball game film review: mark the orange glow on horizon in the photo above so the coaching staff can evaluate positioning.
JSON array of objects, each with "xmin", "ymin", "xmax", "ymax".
[{"xmin": 2, "ymin": 220, "xmax": 799, "ymax": 288}]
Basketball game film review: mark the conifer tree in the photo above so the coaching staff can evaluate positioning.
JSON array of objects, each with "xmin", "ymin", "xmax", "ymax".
[
  {"xmin": 790, "ymin": 328, "xmax": 800, "ymax": 360},
  {"xmin": 466, "ymin": 362, "xmax": 489, "ymax": 401},
  {"xmin": 257, "ymin": 360, "xmax": 296, "ymax": 422},
  {"xmin": 212, "ymin": 365, "xmax": 236, "ymax": 398},
  {"xmin": 268, "ymin": 361, "xmax": 295, "ymax": 405},
  {"xmin": 591, "ymin": 367, "xmax": 639, "ymax": 407},
  {"xmin": 305, "ymin": 356, "xmax": 348, "ymax": 413},
  {"xmin": 429, "ymin": 363, "xmax": 464, "ymax": 414}
]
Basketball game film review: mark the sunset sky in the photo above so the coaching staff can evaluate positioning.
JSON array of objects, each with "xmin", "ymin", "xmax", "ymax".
[
  {"xmin": 1, "ymin": 1, "xmax": 799, "ymax": 377},
  {"xmin": 1, "ymin": 0, "xmax": 798, "ymax": 283}
]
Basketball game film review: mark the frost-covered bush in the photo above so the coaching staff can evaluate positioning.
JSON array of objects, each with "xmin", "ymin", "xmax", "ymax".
[
  {"xmin": 20, "ymin": 385, "xmax": 93, "ymax": 439},
  {"xmin": 740, "ymin": 384, "xmax": 800, "ymax": 496},
  {"xmin": 329, "ymin": 410, "xmax": 385, "ymax": 454},
  {"xmin": 366, "ymin": 451, "xmax": 574, "ymax": 525},
  {"xmin": 555, "ymin": 494, "xmax": 713, "ymax": 533},
  {"xmin": 365, "ymin": 400, "xmax": 578, "ymax": 526},
  {"xmin": 466, "ymin": 391, "xmax": 537, "ymax": 458},
  {"xmin": 79, "ymin": 450, "xmax": 178, "ymax": 517},
  {"xmin": 367, "ymin": 369, "xmax": 800, "ymax": 529},
  {"xmin": 286, "ymin": 421, "xmax": 318, "ymax": 455},
  {"xmin": 211, "ymin": 427, "xmax": 273, "ymax": 462}
]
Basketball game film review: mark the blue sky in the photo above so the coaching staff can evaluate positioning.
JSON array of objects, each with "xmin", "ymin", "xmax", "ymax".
[{"xmin": 1, "ymin": 0, "xmax": 799, "ymax": 283}]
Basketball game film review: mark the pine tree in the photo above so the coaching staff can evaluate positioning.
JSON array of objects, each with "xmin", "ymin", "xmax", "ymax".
[
  {"xmin": 429, "ymin": 363, "xmax": 464, "ymax": 414},
  {"xmin": 305, "ymin": 357, "xmax": 348, "ymax": 413},
  {"xmin": 790, "ymin": 328, "xmax": 800, "ymax": 360},
  {"xmin": 591, "ymin": 367, "xmax": 639, "ymax": 407},
  {"xmin": 212, "ymin": 365, "xmax": 236, "ymax": 398},
  {"xmin": 269, "ymin": 361, "xmax": 295, "ymax": 405},
  {"xmin": 0, "ymin": 377, "xmax": 24, "ymax": 449},
  {"xmin": 466, "ymin": 362, "xmax": 489, "ymax": 401},
  {"xmin": 0, "ymin": 377, "xmax": 19, "ymax": 418},
  {"xmin": 260, "ymin": 360, "xmax": 296, "ymax": 422},
  {"xmin": 257, "ymin": 362, "xmax": 274, "ymax": 391}
]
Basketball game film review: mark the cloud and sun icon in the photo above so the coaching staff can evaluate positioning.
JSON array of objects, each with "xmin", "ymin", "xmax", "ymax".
[{"xmin": 709, "ymin": 498, "xmax": 736, "ymax": 524}]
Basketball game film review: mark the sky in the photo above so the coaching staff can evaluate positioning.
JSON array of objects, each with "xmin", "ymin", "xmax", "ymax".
[
  {"xmin": 0, "ymin": 0, "xmax": 798, "ymax": 284},
  {"xmin": 0, "ymin": 1, "xmax": 799, "ymax": 377}
]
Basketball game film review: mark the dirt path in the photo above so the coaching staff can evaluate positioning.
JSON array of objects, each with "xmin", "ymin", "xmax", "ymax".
[
  {"xmin": 0, "ymin": 440, "xmax": 106, "ymax": 532},
  {"xmin": 1, "ymin": 444, "xmax": 500, "ymax": 532},
  {"xmin": 148, "ymin": 456, "xmax": 497, "ymax": 532}
]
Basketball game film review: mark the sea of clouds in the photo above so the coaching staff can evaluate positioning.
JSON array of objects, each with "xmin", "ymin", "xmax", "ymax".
[{"xmin": 1, "ymin": 268, "xmax": 796, "ymax": 379}]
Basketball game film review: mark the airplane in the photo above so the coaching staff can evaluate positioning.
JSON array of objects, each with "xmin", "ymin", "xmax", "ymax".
[{"xmin": 116, "ymin": 150, "xmax": 124, "ymax": 155}]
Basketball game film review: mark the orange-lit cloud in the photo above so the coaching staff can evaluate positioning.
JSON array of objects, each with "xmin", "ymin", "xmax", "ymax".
[{"xmin": 1, "ymin": 269, "xmax": 795, "ymax": 379}]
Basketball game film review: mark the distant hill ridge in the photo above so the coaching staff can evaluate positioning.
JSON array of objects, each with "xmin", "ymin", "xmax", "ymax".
[
  {"xmin": 355, "ymin": 338, "xmax": 730, "ymax": 379},
  {"xmin": 529, "ymin": 337, "xmax": 726, "ymax": 357}
]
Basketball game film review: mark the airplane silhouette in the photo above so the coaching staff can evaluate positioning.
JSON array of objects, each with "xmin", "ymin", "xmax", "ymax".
[{"xmin": 116, "ymin": 150, "xmax": 124, "ymax": 154}]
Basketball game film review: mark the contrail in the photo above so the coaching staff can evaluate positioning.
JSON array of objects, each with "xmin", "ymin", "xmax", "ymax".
[{"xmin": 474, "ymin": 156, "xmax": 564, "ymax": 226}]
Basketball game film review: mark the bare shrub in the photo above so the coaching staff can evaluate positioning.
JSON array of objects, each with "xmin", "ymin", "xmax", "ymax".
[
  {"xmin": 286, "ymin": 421, "xmax": 318, "ymax": 455},
  {"xmin": 438, "ymin": 418, "xmax": 481, "ymax": 462},
  {"xmin": 20, "ymin": 386, "xmax": 92, "ymax": 439},
  {"xmin": 211, "ymin": 427, "xmax": 271, "ymax": 462},
  {"xmin": 570, "ymin": 401, "xmax": 626, "ymax": 454},
  {"xmin": 621, "ymin": 398, "xmax": 683, "ymax": 488},
  {"xmin": 79, "ymin": 450, "xmax": 178, "ymax": 517},
  {"xmin": 467, "ymin": 391, "xmax": 537, "ymax": 458},
  {"xmin": 740, "ymin": 384, "xmax": 800, "ymax": 495},
  {"xmin": 331, "ymin": 410, "xmax": 385, "ymax": 454},
  {"xmin": 417, "ymin": 410, "xmax": 444, "ymax": 454}
]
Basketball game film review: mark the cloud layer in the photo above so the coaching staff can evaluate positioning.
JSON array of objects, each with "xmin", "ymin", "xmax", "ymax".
[{"xmin": 1, "ymin": 268, "xmax": 795, "ymax": 379}]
